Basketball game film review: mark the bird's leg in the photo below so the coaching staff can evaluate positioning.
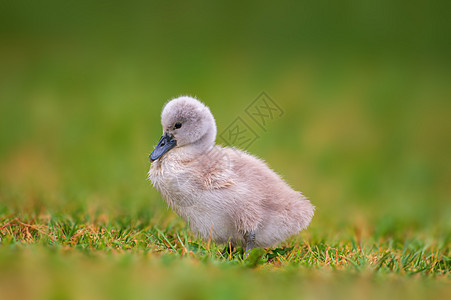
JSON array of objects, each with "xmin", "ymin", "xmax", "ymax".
[
  {"xmin": 221, "ymin": 241, "xmax": 235, "ymax": 257},
  {"xmin": 244, "ymin": 230, "xmax": 256, "ymax": 258}
]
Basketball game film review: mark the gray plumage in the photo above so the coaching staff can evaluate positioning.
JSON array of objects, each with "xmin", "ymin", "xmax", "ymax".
[{"xmin": 148, "ymin": 96, "xmax": 314, "ymax": 251}]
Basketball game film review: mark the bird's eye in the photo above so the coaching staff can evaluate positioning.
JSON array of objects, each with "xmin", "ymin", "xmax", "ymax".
[{"xmin": 174, "ymin": 122, "xmax": 182, "ymax": 129}]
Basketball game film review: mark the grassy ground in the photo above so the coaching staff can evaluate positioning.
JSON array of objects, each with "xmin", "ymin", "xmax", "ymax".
[
  {"xmin": 0, "ymin": 210, "xmax": 449, "ymax": 300},
  {"xmin": 1, "ymin": 1, "xmax": 450, "ymax": 299}
]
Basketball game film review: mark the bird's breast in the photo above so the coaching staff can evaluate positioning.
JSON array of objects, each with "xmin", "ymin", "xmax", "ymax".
[{"xmin": 149, "ymin": 158, "xmax": 201, "ymax": 208}]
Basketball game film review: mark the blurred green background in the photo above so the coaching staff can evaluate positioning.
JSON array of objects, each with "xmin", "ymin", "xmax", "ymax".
[
  {"xmin": 0, "ymin": 1, "xmax": 450, "ymax": 298},
  {"xmin": 1, "ymin": 0, "xmax": 449, "ymax": 225}
]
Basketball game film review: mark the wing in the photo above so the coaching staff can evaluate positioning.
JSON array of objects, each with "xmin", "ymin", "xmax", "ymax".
[{"xmin": 199, "ymin": 148, "xmax": 235, "ymax": 190}]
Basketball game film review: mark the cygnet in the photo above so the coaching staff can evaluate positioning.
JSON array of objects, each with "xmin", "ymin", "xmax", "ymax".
[{"xmin": 148, "ymin": 96, "xmax": 314, "ymax": 255}]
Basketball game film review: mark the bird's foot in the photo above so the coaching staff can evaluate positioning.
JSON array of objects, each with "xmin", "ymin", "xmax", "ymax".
[{"xmin": 244, "ymin": 230, "xmax": 256, "ymax": 259}]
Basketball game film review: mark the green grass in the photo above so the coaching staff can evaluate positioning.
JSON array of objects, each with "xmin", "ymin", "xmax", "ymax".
[
  {"xmin": 0, "ymin": 213, "xmax": 449, "ymax": 276},
  {"xmin": 1, "ymin": 1, "xmax": 451, "ymax": 299},
  {"xmin": 0, "ymin": 209, "xmax": 449, "ymax": 299}
]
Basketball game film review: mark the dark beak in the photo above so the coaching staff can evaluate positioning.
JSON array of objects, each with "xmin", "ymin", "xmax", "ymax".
[{"xmin": 149, "ymin": 133, "xmax": 177, "ymax": 162}]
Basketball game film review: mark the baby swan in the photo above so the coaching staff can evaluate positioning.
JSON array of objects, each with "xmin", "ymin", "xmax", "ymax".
[{"xmin": 148, "ymin": 96, "xmax": 314, "ymax": 254}]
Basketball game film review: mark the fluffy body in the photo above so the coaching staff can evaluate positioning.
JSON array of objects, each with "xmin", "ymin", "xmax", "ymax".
[{"xmin": 148, "ymin": 96, "xmax": 314, "ymax": 248}]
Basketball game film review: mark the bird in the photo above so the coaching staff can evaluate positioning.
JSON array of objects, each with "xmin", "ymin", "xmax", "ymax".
[{"xmin": 148, "ymin": 96, "xmax": 314, "ymax": 255}]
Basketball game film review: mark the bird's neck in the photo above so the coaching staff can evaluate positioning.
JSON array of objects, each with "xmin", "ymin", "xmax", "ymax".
[{"xmin": 177, "ymin": 131, "xmax": 216, "ymax": 161}]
